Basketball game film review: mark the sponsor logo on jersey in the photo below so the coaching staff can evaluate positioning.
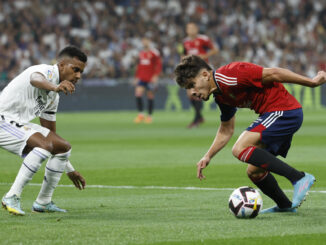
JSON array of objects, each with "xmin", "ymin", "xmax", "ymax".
[
  {"xmin": 140, "ymin": 59, "xmax": 151, "ymax": 65},
  {"xmin": 34, "ymin": 96, "xmax": 46, "ymax": 116}
]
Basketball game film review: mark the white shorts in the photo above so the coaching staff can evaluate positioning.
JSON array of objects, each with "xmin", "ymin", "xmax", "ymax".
[{"xmin": 0, "ymin": 116, "xmax": 50, "ymax": 157}]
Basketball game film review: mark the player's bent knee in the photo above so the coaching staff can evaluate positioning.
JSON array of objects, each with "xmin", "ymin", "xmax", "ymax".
[
  {"xmin": 58, "ymin": 140, "xmax": 71, "ymax": 154},
  {"xmin": 51, "ymin": 138, "xmax": 71, "ymax": 155},
  {"xmin": 231, "ymin": 144, "xmax": 243, "ymax": 158}
]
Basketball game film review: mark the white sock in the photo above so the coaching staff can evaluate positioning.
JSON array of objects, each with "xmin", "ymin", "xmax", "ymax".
[
  {"xmin": 36, "ymin": 150, "xmax": 71, "ymax": 205},
  {"xmin": 6, "ymin": 147, "xmax": 51, "ymax": 198}
]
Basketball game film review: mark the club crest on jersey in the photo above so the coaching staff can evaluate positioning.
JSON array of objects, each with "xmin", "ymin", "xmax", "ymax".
[{"xmin": 47, "ymin": 70, "xmax": 53, "ymax": 80}]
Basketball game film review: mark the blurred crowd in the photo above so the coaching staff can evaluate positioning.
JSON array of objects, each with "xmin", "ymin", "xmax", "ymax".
[{"xmin": 1, "ymin": 0, "xmax": 326, "ymax": 84}]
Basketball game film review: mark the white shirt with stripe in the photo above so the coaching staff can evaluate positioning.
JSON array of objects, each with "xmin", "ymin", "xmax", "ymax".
[{"xmin": 0, "ymin": 64, "xmax": 60, "ymax": 124}]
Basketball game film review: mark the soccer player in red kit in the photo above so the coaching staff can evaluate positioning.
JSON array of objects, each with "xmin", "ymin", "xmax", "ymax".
[
  {"xmin": 183, "ymin": 23, "xmax": 218, "ymax": 128},
  {"xmin": 174, "ymin": 55, "xmax": 326, "ymax": 213},
  {"xmin": 134, "ymin": 37, "xmax": 162, "ymax": 124}
]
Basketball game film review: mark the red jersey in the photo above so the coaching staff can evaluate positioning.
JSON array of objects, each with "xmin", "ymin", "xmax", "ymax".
[
  {"xmin": 135, "ymin": 48, "xmax": 162, "ymax": 82},
  {"xmin": 183, "ymin": 35, "xmax": 215, "ymax": 62},
  {"xmin": 213, "ymin": 62, "xmax": 302, "ymax": 115}
]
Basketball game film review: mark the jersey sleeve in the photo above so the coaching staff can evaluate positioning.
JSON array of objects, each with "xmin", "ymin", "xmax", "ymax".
[
  {"xmin": 217, "ymin": 102, "xmax": 237, "ymax": 122},
  {"xmin": 29, "ymin": 65, "xmax": 58, "ymax": 86},
  {"xmin": 236, "ymin": 62, "xmax": 264, "ymax": 88},
  {"xmin": 40, "ymin": 94, "xmax": 59, "ymax": 121},
  {"xmin": 29, "ymin": 68, "xmax": 48, "ymax": 82}
]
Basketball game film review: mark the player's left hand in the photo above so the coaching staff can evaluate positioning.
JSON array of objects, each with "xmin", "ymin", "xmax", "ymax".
[{"xmin": 67, "ymin": 171, "xmax": 86, "ymax": 190}]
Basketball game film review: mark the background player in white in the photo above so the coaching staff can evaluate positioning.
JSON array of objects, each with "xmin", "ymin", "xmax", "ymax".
[{"xmin": 0, "ymin": 46, "xmax": 87, "ymax": 215}]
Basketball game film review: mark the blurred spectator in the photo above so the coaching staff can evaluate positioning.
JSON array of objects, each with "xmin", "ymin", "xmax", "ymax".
[{"xmin": 0, "ymin": 0, "xmax": 325, "ymax": 84}]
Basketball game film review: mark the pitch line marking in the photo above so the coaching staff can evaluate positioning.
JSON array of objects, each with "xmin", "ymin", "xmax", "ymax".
[{"xmin": 0, "ymin": 183, "xmax": 325, "ymax": 193}]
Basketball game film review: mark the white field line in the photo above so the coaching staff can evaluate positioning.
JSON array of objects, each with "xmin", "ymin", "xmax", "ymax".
[{"xmin": 0, "ymin": 182, "xmax": 326, "ymax": 193}]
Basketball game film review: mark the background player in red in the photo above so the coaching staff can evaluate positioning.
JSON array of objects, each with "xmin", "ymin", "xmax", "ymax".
[
  {"xmin": 183, "ymin": 23, "xmax": 218, "ymax": 128},
  {"xmin": 174, "ymin": 55, "xmax": 326, "ymax": 213},
  {"xmin": 133, "ymin": 37, "xmax": 162, "ymax": 124}
]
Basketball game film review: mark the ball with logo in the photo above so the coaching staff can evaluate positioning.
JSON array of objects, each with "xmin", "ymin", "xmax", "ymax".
[{"xmin": 228, "ymin": 186, "xmax": 263, "ymax": 218}]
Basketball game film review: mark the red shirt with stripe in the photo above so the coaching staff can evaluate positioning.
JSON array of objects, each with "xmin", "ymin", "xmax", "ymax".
[
  {"xmin": 213, "ymin": 62, "xmax": 302, "ymax": 115},
  {"xmin": 183, "ymin": 35, "xmax": 215, "ymax": 62},
  {"xmin": 135, "ymin": 49, "xmax": 162, "ymax": 82}
]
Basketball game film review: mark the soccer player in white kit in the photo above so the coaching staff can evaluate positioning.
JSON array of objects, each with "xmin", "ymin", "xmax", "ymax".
[{"xmin": 0, "ymin": 46, "xmax": 87, "ymax": 215}]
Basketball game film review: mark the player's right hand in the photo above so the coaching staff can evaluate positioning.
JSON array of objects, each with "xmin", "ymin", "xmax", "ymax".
[
  {"xmin": 312, "ymin": 71, "xmax": 326, "ymax": 87},
  {"xmin": 55, "ymin": 80, "xmax": 75, "ymax": 94},
  {"xmin": 67, "ymin": 171, "xmax": 86, "ymax": 190},
  {"xmin": 197, "ymin": 156, "xmax": 211, "ymax": 180}
]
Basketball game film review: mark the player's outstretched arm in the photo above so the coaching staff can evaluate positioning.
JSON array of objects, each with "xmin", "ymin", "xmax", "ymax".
[
  {"xmin": 30, "ymin": 72, "xmax": 75, "ymax": 94},
  {"xmin": 262, "ymin": 68, "xmax": 326, "ymax": 87},
  {"xmin": 197, "ymin": 116, "xmax": 235, "ymax": 180},
  {"xmin": 30, "ymin": 72, "xmax": 59, "ymax": 91}
]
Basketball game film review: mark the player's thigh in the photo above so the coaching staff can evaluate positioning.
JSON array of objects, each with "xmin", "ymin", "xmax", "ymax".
[
  {"xmin": 25, "ymin": 129, "xmax": 70, "ymax": 155},
  {"xmin": 45, "ymin": 131, "xmax": 71, "ymax": 154},
  {"xmin": 135, "ymin": 85, "xmax": 145, "ymax": 97},
  {"xmin": 0, "ymin": 120, "xmax": 49, "ymax": 156},
  {"xmin": 232, "ymin": 130, "xmax": 263, "ymax": 158},
  {"xmin": 24, "ymin": 123, "xmax": 53, "ymax": 154}
]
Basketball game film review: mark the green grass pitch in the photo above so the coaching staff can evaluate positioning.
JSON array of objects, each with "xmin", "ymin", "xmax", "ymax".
[{"xmin": 1, "ymin": 109, "xmax": 326, "ymax": 245}]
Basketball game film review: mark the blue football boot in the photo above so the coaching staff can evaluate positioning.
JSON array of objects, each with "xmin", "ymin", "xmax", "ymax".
[
  {"xmin": 260, "ymin": 206, "xmax": 297, "ymax": 214},
  {"xmin": 292, "ymin": 172, "xmax": 315, "ymax": 208},
  {"xmin": 32, "ymin": 201, "xmax": 67, "ymax": 213},
  {"xmin": 2, "ymin": 194, "xmax": 25, "ymax": 216}
]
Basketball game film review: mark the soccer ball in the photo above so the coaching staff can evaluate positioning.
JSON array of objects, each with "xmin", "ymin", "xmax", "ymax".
[{"xmin": 228, "ymin": 186, "xmax": 263, "ymax": 219}]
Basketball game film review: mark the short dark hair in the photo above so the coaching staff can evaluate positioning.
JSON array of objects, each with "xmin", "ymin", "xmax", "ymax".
[
  {"xmin": 58, "ymin": 45, "xmax": 87, "ymax": 63},
  {"xmin": 174, "ymin": 55, "xmax": 212, "ymax": 89}
]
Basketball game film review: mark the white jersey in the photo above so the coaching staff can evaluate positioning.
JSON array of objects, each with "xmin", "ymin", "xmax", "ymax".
[{"xmin": 0, "ymin": 64, "xmax": 60, "ymax": 124}]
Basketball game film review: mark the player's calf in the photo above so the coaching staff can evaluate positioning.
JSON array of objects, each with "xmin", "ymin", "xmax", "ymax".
[
  {"xmin": 238, "ymin": 146, "xmax": 305, "ymax": 184},
  {"xmin": 35, "ymin": 149, "xmax": 71, "ymax": 206},
  {"xmin": 247, "ymin": 167, "xmax": 293, "ymax": 209}
]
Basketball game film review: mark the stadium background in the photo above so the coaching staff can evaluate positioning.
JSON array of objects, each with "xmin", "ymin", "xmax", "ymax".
[{"xmin": 1, "ymin": 0, "xmax": 326, "ymax": 111}]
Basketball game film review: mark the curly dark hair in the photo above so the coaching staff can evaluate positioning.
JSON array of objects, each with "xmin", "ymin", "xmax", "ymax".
[
  {"xmin": 58, "ymin": 45, "xmax": 87, "ymax": 63},
  {"xmin": 174, "ymin": 55, "xmax": 212, "ymax": 89}
]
